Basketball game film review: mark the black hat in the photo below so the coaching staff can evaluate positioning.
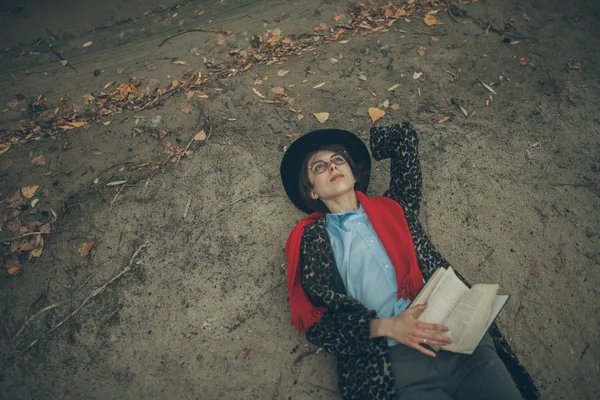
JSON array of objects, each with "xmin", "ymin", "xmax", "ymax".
[{"xmin": 280, "ymin": 128, "xmax": 371, "ymax": 214}]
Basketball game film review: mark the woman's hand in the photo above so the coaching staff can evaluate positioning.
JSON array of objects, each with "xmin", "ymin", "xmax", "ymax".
[{"xmin": 370, "ymin": 304, "xmax": 451, "ymax": 357}]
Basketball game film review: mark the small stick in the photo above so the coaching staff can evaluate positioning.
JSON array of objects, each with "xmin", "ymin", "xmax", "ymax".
[
  {"xmin": 50, "ymin": 243, "xmax": 148, "ymax": 333},
  {"xmin": 579, "ymin": 344, "xmax": 590, "ymax": 360},
  {"xmin": 11, "ymin": 303, "xmax": 62, "ymax": 343},
  {"xmin": 293, "ymin": 348, "xmax": 320, "ymax": 366},
  {"xmin": 48, "ymin": 46, "xmax": 78, "ymax": 73},
  {"xmin": 1, "ymin": 232, "xmax": 43, "ymax": 243},
  {"xmin": 183, "ymin": 196, "xmax": 192, "ymax": 218},
  {"xmin": 159, "ymin": 28, "xmax": 230, "ymax": 47},
  {"xmin": 110, "ymin": 184, "xmax": 126, "ymax": 208}
]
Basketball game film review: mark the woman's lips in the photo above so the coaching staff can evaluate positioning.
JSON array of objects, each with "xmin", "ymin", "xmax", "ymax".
[{"xmin": 330, "ymin": 174, "xmax": 344, "ymax": 182}]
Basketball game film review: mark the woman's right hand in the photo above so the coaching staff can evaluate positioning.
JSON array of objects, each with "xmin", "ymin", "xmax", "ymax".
[{"xmin": 371, "ymin": 303, "xmax": 452, "ymax": 357}]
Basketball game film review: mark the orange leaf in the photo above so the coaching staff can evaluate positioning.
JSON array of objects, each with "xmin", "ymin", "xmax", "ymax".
[
  {"xmin": 424, "ymin": 14, "xmax": 441, "ymax": 27},
  {"xmin": 368, "ymin": 107, "xmax": 385, "ymax": 123},
  {"xmin": 21, "ymin": 185, "xmax": 39, "ymax": 199},
  {"xmin": 78, "ymin": 241, "xmax": 95, "ymax": 257}
]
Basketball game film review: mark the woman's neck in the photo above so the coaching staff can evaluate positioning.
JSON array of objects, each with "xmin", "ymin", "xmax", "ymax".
[{"xmin": 322, "ymin": 191, "xmax": 359, "ymax": 214}]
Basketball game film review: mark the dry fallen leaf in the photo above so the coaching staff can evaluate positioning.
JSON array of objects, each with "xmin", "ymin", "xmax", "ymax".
[
  {"xmin": 297, "ymin": 114, "xmax": 304, "ymax": 121},
  {"xmin": 424, "ymin": 15, "xmax": 441, "ymax": 27},
  {"xmin": 522, "ymin": 13, "xmax": 530, "ymax": 22},
  {"xmin": 83, "ymin": 41, "xmax": 93, "ymax": 47},
  {"xmin": 172, "ymin": 60, "xmax": 189, "ymax": 65},
  {"xmin": 21, "ymin": 185, "xmax": 39, "ymax": 199},
  {"xmin": 195, "ymin": 91, "xmax": 209, "ymax": 98},
  {"xmin": 313, "ymin": 82, "xmax": 326, "ymax": 89},
  {"xmin": 5, "ymin": 256, "xmax": 21, "ymax": 275},
  {"xmin": 277, "ymin": 70, "xmax": 290, "ymax": 77},
  {"xmin": 78, "ymin": 241, "xmax": 95, "ymax": 257},
  {"xmin": 387, "ymin": 83, "xmax": 401, "ymax": 91},
  {"xmin": 215, "ymin": 34, "xmax": 226, "ymax": 45},
  {"xmin": 0, "ymin": 144, "xmax": 11, "ymax": 155},
  {"xmin": 460, "ymin": 105, "xmax": 469, "ymax": 117},
  {"xmin": 30, "ymin": 155, "xmax": 46, "ymax": 166},
  {"xmin": 40, "ymin": 223, "xmax": 51, "ymax": 234},
  {"xmin": 313, "ymin": 112, "xmax": 330, "ymax": 123},
  {"xmin": 329, "ymin": 58, "xmax": 339, "ymax": 64},
  {"xmin": 194, "ymin": 130, "xmax": 207, "ymax": 141},
  {"xmin": 147, "ymin": 64, "xmax": 157, "ymax": 71},
  {"xmin": 391, "ymin": 103, "xmax": 401, "ymax": 111},
  {"xmin": 252, "ymin": 88, "xmax": 266, "ymax": 98},
  {"xmin": 116, "ymin": 67, "xmax": 125, "ymax": 74},
  {"xmin": 368, "ymin": 107, "xmax": 385, "ymax": 123},
  {"xmin": 104, "ymin": 81, "xmax": 115, "ymax": 89},
  {"xmin": 438, "ymin": 116, "xmax": 451, "ymax": 124},
  {"xmin": 480, "ymin": 81, "xmax": 497, "ymax": 95},
  {"xmin": 31, "ymin": 198, "xmax": 39, "ymax": 208},
  {"xmin": 272, "ymin": 86, "xmax": 286, "ymax": 96},
  {"xmin": 358, "ymin": 74, "xmax": 367, "ymax": 81},
  {"xmin": 60, "ymin": 60, "xmax": 69, "ymax": 67},
  {"xmin": 180, "ymin": 106, "xmax": 193, "ymax": 114}
]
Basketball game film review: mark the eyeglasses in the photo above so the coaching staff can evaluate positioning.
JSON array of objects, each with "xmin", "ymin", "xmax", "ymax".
[{"xmin": 309, "ymin": 151, "xmax": 348, "ymax": 174}]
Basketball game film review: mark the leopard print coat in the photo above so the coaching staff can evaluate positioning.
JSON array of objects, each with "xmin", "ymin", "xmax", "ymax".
[{"xmin": 299, "ymin": 122, "xmax": 539, "ymax": 400}]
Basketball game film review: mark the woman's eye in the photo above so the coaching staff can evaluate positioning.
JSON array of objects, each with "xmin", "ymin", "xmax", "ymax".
[
  {"xmin": 313, "ymin": 162, "xmax": 327, "ymax": 173},
  {"xmin": 332, "ymin": 155, "xmax": 345, "ymax": 164}
]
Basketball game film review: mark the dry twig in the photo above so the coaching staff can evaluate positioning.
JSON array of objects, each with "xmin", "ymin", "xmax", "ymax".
[{"xmin": 49, "ymin": 243, "xmax": 148, "ymax": 334}]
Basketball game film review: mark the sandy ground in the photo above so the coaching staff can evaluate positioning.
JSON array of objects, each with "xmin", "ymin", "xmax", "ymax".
[{"xmin": 0, "ymin": 0, "xmax": 599, "ymax": 399}]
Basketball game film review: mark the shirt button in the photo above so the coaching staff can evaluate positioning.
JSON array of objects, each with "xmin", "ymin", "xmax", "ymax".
[
  {"xmin": 357, "ymin": 222, "xmax": 362, "ymax": 225},
  {"xmin": 369, "ymin": 240, "xmax": 374, "ymax": 244},
  {"xmin": 385, "ymin": 264, "xmax": 390, "ymax": 269}
]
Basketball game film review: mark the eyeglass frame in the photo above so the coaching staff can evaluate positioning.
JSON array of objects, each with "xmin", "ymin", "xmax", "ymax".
[{"xmin": 308, "ymin": 150, "xmax": 349, "ymax": 175}]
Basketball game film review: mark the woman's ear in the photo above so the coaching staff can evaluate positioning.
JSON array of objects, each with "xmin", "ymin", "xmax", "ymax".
[{"xmin": 310, "ymin": 191, "xmax": 319, "ymax": 200}]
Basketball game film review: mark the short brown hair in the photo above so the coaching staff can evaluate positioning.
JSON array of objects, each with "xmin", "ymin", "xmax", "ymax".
[{"xmin": 298, "ymin": 144, "xmax": 359, "ymax": 213}]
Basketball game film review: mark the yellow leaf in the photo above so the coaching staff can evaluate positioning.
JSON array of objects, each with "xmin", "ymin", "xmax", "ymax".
[
  {"xmin": 172, "ymin": 60, "xmax": 189, "ymax": 65},
  {"xmin": 0, "ymin": 144, "xmax": 10, "ymax": 155},
  {"xmin": 78, "ymin": 241, "xmax": 95, "ymax": 257},
  {"xmin": 21, "ymin": 185, "xmax": 39, "ymax": 199},
  {"xmin": 387, "ymin": 83, "xmax": 401, "ymax": 91},
  {"xmin": 194, "ymin": 130, "xmax": 207, "ymax": 141},
  {"xmin": 83, "ymin": 41, "xmax": 93, "ymax": 47},
  {"xmin": 7, "ymin": 267, "xmax": 19, "ymax": 275},
  {"xmin": 277, "ymin": 70, "xmax": 289, "ymax": 77},
  {"xmin": 195, "ymin": 91, "xmax": 209, "ymax": 99},
  {"xmin": 424, "ymin": 15, "xmax": 441, "ymax": 27},
  {"xmin": 104, "ymin": 81, "xmax": 115, "ymax": 89},
  {"xmin": 391, "ymin": 103, "xmax": 401, "ymax": 111},
  {"xmin": 438, "ymin": 116, "xmax": 451, "ymax": 124},
  {"xmin": 60, "ymin": 60, "xmax": 69, "ymax": 67},
  {"xmin": 368, "ymin": 107, "xmax": 385, "ymax": 123},
  {"xmin": 460, "ymin": 106, "xmax": 469, "ymax": 117},
  {"xmin": 313, "ymin": 112, "xmax": 329, "ymax": 123},
  {"xmin": 30, "ymin": 238, "xmax": 44, "ymax": 258},
  {"xmin": 312, "ymin": 82, "xmax": 326, "ymax": 89},
  {"xmin": 252, "ymin": 88, "xmax": 266, "ymax": 98}
]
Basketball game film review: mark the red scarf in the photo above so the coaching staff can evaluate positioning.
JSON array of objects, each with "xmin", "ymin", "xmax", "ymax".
[{"xmin": 285, "ymin": 191, "xmax": 424, "ymax": 333}]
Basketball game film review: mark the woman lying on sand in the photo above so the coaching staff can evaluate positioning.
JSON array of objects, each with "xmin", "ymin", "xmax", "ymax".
[{"xmin": 281, "ymin": 123, "xmax": 539, "ymax": 400}]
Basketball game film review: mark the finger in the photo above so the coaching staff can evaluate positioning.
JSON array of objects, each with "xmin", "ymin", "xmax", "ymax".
[
  {"xmin": 405, "ymin": 303, "xmax": 427, "ymax": 315},
  {"xmin": 416, "ymin": 321, "xmax": 449, "ymax": 332},
  {"xmin": 409, "ymin": 342, "xmax": 436, "ymax": 358},
  {"xmin": 414, "ymin": 330, "xmax": 452, "ymax": 345}
]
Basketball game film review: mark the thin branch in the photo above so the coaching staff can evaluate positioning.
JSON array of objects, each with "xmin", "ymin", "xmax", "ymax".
[{"xmin": 159, "ymin": 28, "xmax": 229, "ymax": 47}]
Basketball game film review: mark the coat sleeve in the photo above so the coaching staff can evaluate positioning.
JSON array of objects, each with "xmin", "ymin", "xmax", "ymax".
[
  {"xmin": 369, "ymin": 122, "xmax": 423, "ymax": 216},
  {"xmin": 299, "ymin": 228, "xmax": 388, "ymax": 357}
]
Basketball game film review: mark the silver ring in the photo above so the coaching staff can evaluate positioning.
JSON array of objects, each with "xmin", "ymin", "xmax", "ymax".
[{"xmin": 423, "ymin": 338, "xmax": 427, "ymax": 344}]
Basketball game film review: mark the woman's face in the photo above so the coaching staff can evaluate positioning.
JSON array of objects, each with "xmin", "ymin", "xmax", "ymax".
[{"xmin": 307, "ymin": 149, "xmax": 356, "ymax": 202}]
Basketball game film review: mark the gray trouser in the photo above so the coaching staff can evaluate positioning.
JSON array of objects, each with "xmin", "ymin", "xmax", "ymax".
[{"xmin": 388, "ymin": 334, "xmax": 522, "ymax": 400}]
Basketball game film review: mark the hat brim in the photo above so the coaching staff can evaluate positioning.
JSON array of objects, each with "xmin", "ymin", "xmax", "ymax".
[{"xmin": 280, "ymin": 128, "xmax": 371, "ymax": 214}]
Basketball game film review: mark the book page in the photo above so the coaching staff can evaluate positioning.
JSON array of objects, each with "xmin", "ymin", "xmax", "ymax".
[
  {"xmin": 411, "ymin": 267, "xmax": 446, "ymax": 307},
  {"xmin": 461, "ymin": 294, "xmax": 510, "ymax": 353},
  {"xmin": 417, "ymin": 267, "xmax": 469, "ymax": 325},
  {"xmin": 442, "ymin": 284, "xmax": 498, "ymax": 353}
]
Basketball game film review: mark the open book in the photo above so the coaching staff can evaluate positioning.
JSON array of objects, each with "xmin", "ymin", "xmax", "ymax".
[{"xmin": 411, "ymin": 267, "xmax": 509, "ymax": 354}]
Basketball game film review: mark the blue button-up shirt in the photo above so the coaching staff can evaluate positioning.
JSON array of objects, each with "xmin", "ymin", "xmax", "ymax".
[{"xmin": 326, "ymin": 206, "xmax": 410, "ymax": 346}]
